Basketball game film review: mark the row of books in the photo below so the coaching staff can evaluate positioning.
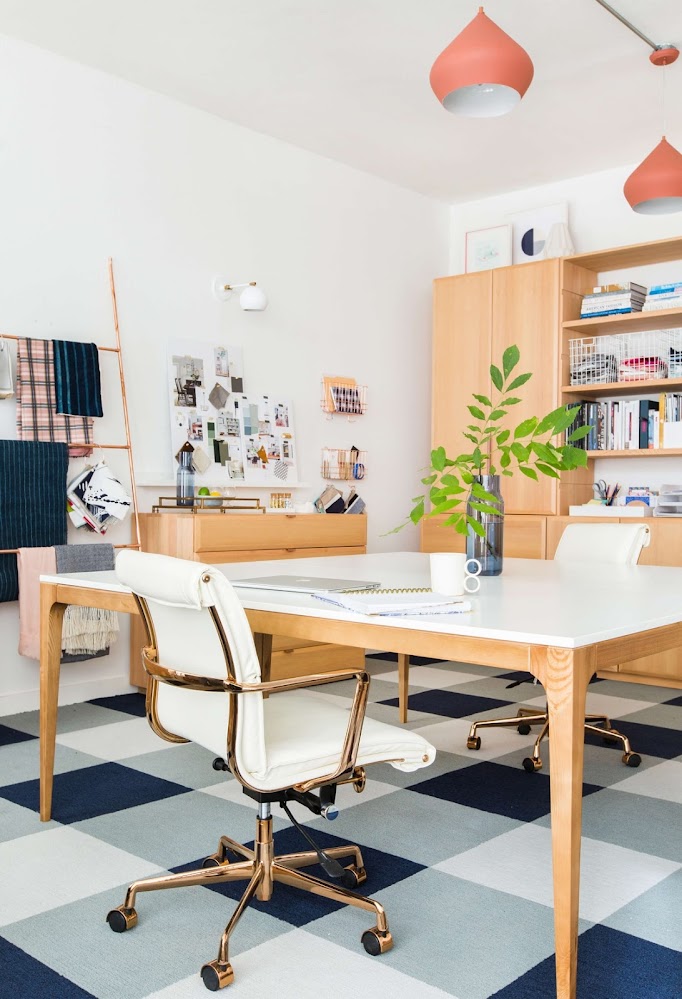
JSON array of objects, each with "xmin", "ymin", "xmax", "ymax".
[
  {"xmin": 580, "ymin": 282, "xmax": 646, "ymax": 318},
  {"xmin": 643, "ymin": 280, "xmax": 682, "ymax": 312},
  {"xmin": 569, "ymin": 394, "xmax": 682, "ymax": 452}
]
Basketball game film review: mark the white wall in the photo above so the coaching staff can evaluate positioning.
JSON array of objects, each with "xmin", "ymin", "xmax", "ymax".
[
  {"xmin": 449, "ymin": 165, "xmax": 682, "ymax": 501},
  {"xmin": 0, "ymin": 36, "xmax": 449, "ymax": 715}
]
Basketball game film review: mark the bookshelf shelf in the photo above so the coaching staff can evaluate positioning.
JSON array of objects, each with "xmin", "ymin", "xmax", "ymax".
[
  {"xmin": 586, "ymin": 448, "xmax": 682, "ymax": 459},
  {"xmin": 562, "ymin": 308, "xmax": 682, "ymax": 337},
  {"xmin": 568, "ymin": 236, "xmax": 682, "ymax": 271},
  {"xmin": 562, "ymin": 377, "xmax": 682, "ymax": 397}
]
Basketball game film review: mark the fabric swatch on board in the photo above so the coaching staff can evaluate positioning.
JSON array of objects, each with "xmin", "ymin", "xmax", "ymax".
[
  {"xmin": 15, "ymin": 338, "xmax": 93, "ymax": 456},
  {"xmin": 54, "ymin": 544, "xmax": 118, "ymax": 659},
  {"xmin": 208, "ymin": 383, "xmax": 229, "ymax": 410},
  {"xmin": 0, "ymin": 441, "xmax": 68, "ymax": 603},
  {"xmin": 53, "ymin": 340, "xmax": 103, "ymax": 418}
]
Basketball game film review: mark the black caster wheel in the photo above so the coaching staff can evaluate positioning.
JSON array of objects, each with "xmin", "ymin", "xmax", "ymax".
[
  {"xmin": 341, "ymin": 865, "xmax": 367, "ymax": 889},
  {"xmin": 200, "ymin": 960, "xmax": 234, "ymax": 991},
  {"xmin": 466, "ymin": 736, "xmax": 481, "ymax": 751},
  {"xmin": 202, "ymin": 854, "xmax": 227, "ymax": 869},
  {"xmin": 106, "ymin": 906, "xmax": 137, "ymax": 933},
  {"xmin": 623, "ymin": 752, "xmax": 641, "ymax": 768},
  {"xmin": 361, "ymin": 928, "xmax": 393, "ymax": 956},
  {"xmin": 522, "ymin": 757, "xmax": 542, "ymax": 773},
  {"xmin": 517, "ymin": 723, "xmax": 532, "ymax": 735}
]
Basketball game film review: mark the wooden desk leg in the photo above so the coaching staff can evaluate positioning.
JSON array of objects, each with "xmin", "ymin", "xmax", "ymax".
[
  {"xmin": 254, "ymin": 632, "xmax": 273, "ymax": 685},
  {"xmin": 532, "ymin": 646, "xmax": 592, "ymax": 999},
  {"xmin": 398, "ymin": 653, "xmax": 409, "ymax": 723},
  {"xmin": 39, "ymin": 584, "xmax": 67, "ymax": 822}
]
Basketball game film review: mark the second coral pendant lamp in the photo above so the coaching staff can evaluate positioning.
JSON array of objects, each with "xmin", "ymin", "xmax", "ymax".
[
  {"xmin": 624, "ymin": 47, "xmax": 682, "ymax": 214},
  {"xmin": 430, "ymin": 6, "xmax": 533, "ymax": 118}
]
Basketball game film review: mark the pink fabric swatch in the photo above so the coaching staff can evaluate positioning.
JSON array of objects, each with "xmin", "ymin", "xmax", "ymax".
[{"xmin": 17, "ymin": 547, "xmax": 56, "ymax": 660}]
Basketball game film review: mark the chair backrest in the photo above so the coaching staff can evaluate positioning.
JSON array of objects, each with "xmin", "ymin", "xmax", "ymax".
[
  {"xmin": 553, "ymin": 523, "xmax": 650, "ymax": 566},
  {"xmin": 116, "ymin": 549, "xmax": 266, "ymax": 779}
]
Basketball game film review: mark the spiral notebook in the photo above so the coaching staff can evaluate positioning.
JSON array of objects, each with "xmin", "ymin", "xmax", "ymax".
[{"xmin": 311, "ymin": 588, "xmax": 472, "ymax": 617}]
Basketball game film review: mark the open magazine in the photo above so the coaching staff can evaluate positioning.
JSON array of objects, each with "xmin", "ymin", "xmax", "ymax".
[{"xmin": 311, "ymin": 589, "xmax": 471, "ymax": 617}]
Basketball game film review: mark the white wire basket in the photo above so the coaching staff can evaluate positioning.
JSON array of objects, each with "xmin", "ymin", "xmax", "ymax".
[{"xmin": 569, "ymin": 328, "xmax": 682, "ymax": 385}]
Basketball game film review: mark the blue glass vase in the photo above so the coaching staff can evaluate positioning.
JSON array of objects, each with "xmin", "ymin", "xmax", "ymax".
[{"xmin": 466, "ymin": 475, "xmax": 504, "ymax": 576}]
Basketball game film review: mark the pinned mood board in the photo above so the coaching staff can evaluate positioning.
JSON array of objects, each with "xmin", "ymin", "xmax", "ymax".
[{"xmin": 167, "ymin": 340, "xmax": 299, "ymax": 487}]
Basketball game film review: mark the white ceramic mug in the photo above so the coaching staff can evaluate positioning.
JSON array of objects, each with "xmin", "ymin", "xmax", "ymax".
[{"xmin": 429, "ymin": 552, "xmax": 482, "ymax": 596}]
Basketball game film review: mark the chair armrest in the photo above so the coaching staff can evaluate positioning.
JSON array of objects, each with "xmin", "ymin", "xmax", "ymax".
[{"xmin": 142, "ymin": 648, "xmax": 370, "ymax": 792}]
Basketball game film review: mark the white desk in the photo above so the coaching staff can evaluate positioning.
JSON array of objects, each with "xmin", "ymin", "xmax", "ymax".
[{"xmin": 39, "ymin": 552, "xmax": 682, "ymax": 999}]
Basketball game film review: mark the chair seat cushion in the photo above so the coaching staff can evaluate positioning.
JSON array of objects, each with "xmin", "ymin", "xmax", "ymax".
[{"xmin": 179, "ymin": 688, "xmax": 435, "ymax": 792}]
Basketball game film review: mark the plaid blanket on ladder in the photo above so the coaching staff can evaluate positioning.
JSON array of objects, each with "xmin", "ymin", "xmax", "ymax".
[{"xmin": 16, "ymin": 338, "xmax": 93, "ymax": 456}]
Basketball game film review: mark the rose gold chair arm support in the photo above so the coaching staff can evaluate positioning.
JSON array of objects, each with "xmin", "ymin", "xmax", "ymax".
[{"xmin": 142, "ymin": 648, "xmax": 370, "ymax": 794}]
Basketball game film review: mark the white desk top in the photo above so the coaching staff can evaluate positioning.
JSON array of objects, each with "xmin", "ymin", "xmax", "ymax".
[{"xmin": 41, "ymin": 551, "xmax": 682, "ymax": 650}]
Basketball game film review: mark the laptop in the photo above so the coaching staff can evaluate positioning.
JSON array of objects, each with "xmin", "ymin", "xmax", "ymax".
[{"xmin": 231, "ymin": 575, "xmax": 381, "ymax": 594}]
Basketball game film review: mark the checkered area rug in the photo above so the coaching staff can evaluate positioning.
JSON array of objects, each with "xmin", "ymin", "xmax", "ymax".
[{"xmin": 1, "ymin": 654, "xmax": 682, "ymax": 999}]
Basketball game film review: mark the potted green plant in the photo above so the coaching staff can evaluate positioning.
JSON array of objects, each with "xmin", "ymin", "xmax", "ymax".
[{"xmin": 398, "ymin": 344, "xmax": 589, "ymax": 575}]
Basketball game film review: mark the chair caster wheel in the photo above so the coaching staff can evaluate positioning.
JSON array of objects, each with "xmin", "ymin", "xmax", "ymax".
[
  {"xmin": 466, "ymin": 736, "xmax": 481, "ymax": 751},
  {"xmin": 200, "ymin": 960, "xmax": 234, "ymax": 991},
  {"xmin": 342, "ymin": 865, "xmax": 367, "ymax": 889},
  {"xmin": 361, "ymin": 928, "xmax": 393, "ymax": 956},
  {"xmin": 106, "ymin": 906, "xmax": 137, "ymax": 933},
  {"xmin": 517, "ymin": 723, "xmax": 531, "ymax": 735},
  {"xmin": 522, "ymin": 757, "xmax": 542, "ymax": 773},
  {"xmin": 202, "ymin": 853, "xmax": 227, "ymax": 869},
  {"xmin": 623, "ymin": 752, "xmax": 641, "ymax": 768}
]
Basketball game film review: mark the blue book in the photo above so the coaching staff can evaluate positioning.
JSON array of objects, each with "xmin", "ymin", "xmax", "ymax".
[
  {"xmin": 580, "ymin": 308, "xmax": 635, "ymax": 318},
  {"xmin": 649, "ymin": 282, "xmax": 682, "ymax": 294}
]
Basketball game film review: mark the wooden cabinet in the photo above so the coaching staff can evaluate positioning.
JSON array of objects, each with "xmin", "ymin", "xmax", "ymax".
[
  {"xmin": 432, "ymin": 271, "xmax": 492, "ymax": 460},
  {"xmin": 491, "ymin": 261, "xmax": 560, "ymax": 515},
  {"xmin": 432, "ymin": 260, "xmax": 562, "ymax": 516},
  {"xmin": 422, "ymin": 514, "xmax": 546, "ymax": 560},
  {"xmin": 129, "ymin": 512, "xmax": 367, "ymax": 687}
]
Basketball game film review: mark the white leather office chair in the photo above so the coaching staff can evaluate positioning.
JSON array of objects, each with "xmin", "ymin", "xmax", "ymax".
[
  {"xmin": 466, "ymin": 522, "xmax": 651, "ymax": 772},
  {"xmin": 107, "ymin": 551, "xmax": 435, "ymax": 991}
]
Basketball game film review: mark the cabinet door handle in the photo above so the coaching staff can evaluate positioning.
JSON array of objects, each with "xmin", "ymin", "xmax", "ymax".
[{"xmin": 285, "ymin": 547, "xmax": 296, "ymax": 552}]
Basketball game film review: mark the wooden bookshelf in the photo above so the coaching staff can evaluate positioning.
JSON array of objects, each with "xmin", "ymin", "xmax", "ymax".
[
  {"xmin": 562, "ymin": 307, "xmax": 682, "ymax": 337},
  {"xmin": 562, "ymin": 377, "xmax": 682, "ymax": 397},
  {"xmin": 568, "ymin": 236, "xmax": 682, "ymax": 271},
  {"xmin": 585, "ymin": 448, "xmax": 682, "ymax": 459}
]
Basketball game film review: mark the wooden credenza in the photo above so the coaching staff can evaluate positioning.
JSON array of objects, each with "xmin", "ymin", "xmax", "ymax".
[{"xmin": 129, "ymin": 511, "xmax": 367, "ymax": 687}]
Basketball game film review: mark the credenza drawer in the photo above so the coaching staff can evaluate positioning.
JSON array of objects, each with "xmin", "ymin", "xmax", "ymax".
[
  {"xmin": 194, "ymin": 514, "xmax": 366, "ymax": 553},
  {"xmin": 198, "ymin": 545, "xmax": 365, "ymax": 564},
  {"xmin": 270, "ymin": 642, "xmax": 366, "ymax": 680}
]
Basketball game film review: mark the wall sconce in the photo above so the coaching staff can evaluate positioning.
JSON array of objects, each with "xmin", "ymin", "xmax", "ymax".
[{"xmin": 212, "ymin": 277, "xmax": 268, "ymax": 311}]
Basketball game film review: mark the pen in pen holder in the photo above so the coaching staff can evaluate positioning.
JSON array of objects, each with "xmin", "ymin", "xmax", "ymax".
[{"xmin": 321, "ymin": 447, "xmax": 367, "ymax": 481}]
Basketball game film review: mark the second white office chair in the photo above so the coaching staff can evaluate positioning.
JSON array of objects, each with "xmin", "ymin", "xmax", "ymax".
[
  {"xmin": 107, "ymin": 551, "xmax": 436, "ymax": 991},
  {"xmin": 466, "ymin": 522, "xmax": 650, "ymax": 772}
]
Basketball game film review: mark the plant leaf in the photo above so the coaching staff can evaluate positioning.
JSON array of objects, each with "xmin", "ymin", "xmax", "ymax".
[
  {"xmin": 500, "ymin": 397, "xmax": 522, "ymax": 407},
  {"xmin": 431, "ymin": 446, "xmax": 446, "ymax": 472},
  {"xmin": 507, "ymin": 371, "xmax": 532, "ymax": 391},
  {"xmin": 455, "ymin": 517, "xmax": 469, "ymax": 536},
  {"xmin": 466, "ymin": 515, "xmax": 486, "ymax": 538},
  {"xmin": 489, "ymin": 409, "xmax": 507, "ymax": 420},
  {"xmin": 511, "ymin": 441, "xmax": 529, "ymax": 461},
  {"xmin": 535, "ymin": 462, "xmax": 560, "ymax": 478},
  {"xmin": 567, "ymin": 425, "xmax": 591, "ymax": 442},
  {"xmin": 560, "ymin": 445, "xmax": 588, "ymax": 468},
  {"xmin": 468, "ymin": 501, "xmax": 503, "ymax": 516},
  {"xmin": 467, "ymin": 425, "xmax": 482, "ymax": 433},
  {"xmin": 519, "ymin": 466, "xmax": 538, "ymax": 480},
  {"xmin": 502, "ymin": 469, "xmax": 513, "ymax": 477},
  {"xmin": 472, "ymin": 394, "xmax": 492, "ymax": 407},
  {"xmin": 467, "ymin": 405, "xmax": 486, "ymax": 421},
  {"xmin": 443, "ymin": 513, "xmax": 463, "ymax": 527},
  {"xmin": 421, "ymin": 473, "xmax": 437, "ymax": 485},
  {"xmin": 463, "ymin": 433, "xmax": 478, "ymax": 444},
  {"xmin": 496, "ymin": 429, "xmax": 510, "ymax": 445},
  {"xmin": 490, "ymin": 364, "xmax": 503, "ymax": 391},
  {"xmin": 500, "ymin": 450, "xmax": 511, "ymax": 467},
  {"xmin": 514, "ymin": 417, "xmax": 538, "ymax": 439},
  {"xmin": 502, "ymin": 344, "xmax": 520, "ymax": 379},
  {"xmin": 409, "ymin": 499, "xmax": 425, "ymax": 524}
]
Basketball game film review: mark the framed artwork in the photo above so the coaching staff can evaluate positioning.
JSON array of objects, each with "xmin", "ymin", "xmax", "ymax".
[
  {"xmin": 508, "ymin": 202, "xmax": 568, "ymax": 264},
  {"xmin": 465, "ymin": 225, "xmax": 512, "ymax": 273}
]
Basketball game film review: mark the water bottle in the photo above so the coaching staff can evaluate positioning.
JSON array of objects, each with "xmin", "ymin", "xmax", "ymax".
[{"xmin": 176, "ymin": 442, "xmax": 195, "ymax": 508}]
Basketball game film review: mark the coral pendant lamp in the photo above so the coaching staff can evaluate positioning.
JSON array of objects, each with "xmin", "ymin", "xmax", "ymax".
[
  {"xmin": 430, "ymin": 6, "xmax": 534, "ymax": 118},
  {"xmin": 624, "ymin": 47, "xmax": 682, "ymax": 214}
]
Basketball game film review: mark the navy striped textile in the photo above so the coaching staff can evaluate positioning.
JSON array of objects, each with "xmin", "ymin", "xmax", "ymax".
[
  {"xmin": 53, "ymin": 340, "xmax": 103, "ymax": 418},
  {"xmin": 0, "ymin": 441, "xmax": 68, "ymax": 602}
]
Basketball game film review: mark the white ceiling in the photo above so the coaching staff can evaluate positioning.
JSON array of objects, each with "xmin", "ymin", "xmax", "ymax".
[{"xmin": 1, "ymin": 0, "xmax": 681, "ymax": 202}]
